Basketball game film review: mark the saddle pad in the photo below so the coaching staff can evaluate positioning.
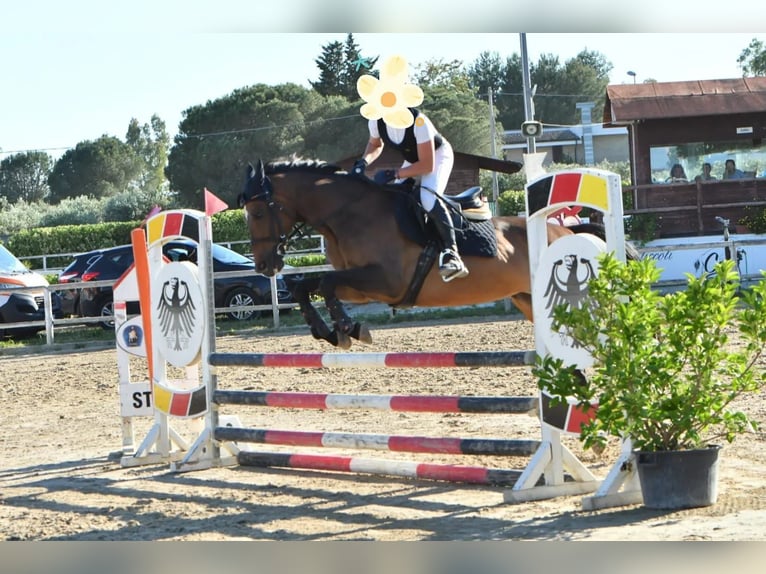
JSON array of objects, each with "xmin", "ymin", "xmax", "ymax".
[{"xmin": 395, "ymin": 195, "xmax": 497, "ymax": 258}]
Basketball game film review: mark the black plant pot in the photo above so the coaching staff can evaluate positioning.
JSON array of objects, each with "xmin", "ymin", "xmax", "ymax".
[{"xmin": 635, "ymin": 445, "xmax": 721, "ymax": 509}]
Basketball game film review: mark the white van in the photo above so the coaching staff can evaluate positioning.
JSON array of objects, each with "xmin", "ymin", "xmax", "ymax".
[{"xmin": 0, "ymin": 244, "xmax": 62, "ymax": 338}]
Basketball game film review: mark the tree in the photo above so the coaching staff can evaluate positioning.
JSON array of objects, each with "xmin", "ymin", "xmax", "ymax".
[
  {"xmin": 0, "ymin": 151, "xmax": 53, "ymax": 203},
  {"xmin": 422, "ymin": 84, "xmax": 494, "ymax": 156},
  {"xmin": 48, "ymin": 136, "xmax": 142, "ymax": 203},
  {"xmin": 738, "ymin": 37, "xmax": 766, "ymax": 76},
  {"xmin": 166, "ymin": 83, "xmax": 313, "ymax": 208},
  {"xmin": 125, "ymin": 115, "xmax": 170, "ymax": 194},
  {"xmin": 467, "ymin": 49, "xmax": 612, "ymax": 133},
  {"xmin": 466, "ymin": 51, "xmax": 506, "ymax": 99},
  {"xmin": 310, "ymin": 33, "xmax": 377, "ymax": 100},
  {"xmin": 414, "ymin": 58, "xmax": 471, "ymax": 92},
  {"xmin": 469, "ymin": 53, "xmax": 525, "ymax": 133},
  {"xmin": 557, "ymin": 49, "xmax": 612, "ymax": 124},
  {"xmin": 300, "ymin": 94, "xmax": 367, "ymax": 162},
  {"xmin": 311, "ymin": 39, "xmax": 344, "ymax": 97}
]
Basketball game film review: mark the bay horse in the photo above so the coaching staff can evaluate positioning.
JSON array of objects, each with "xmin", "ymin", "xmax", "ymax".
[{"xmin": 239, "ymin": 158, "xmax": 618, "ymax": 349}]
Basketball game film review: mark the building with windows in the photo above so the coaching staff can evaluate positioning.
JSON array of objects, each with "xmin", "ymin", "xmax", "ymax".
[
  {"xmin": 603, "ymin": 77, "xmax": 766, "ymax": 237},
  {"xmin": 501, "ymin": 101, "xmax": 629, "ymax": 166}
]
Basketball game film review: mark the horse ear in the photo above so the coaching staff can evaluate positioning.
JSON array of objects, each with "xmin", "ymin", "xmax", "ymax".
[
  {"xmin": 255, "ymin": 158, "xmax": 265, "ymax": 182},
  {"xmin": 247, "ymin": 163, "xmax": 255, "ymax": 180}
]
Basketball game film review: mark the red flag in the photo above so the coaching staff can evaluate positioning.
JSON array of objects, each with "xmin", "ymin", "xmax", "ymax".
[
  {"xmin": 141, "ymin": 204, "xmax": 162, "ymax": 226},
  {"xmin": 204, "ymin": 188, "xmax": 228, "ymax": 215}
]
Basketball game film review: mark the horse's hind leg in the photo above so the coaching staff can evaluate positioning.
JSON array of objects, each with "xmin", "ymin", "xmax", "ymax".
[{"xmin": 509, "ymin": 293, "xmax": 535, "ymax": 321}]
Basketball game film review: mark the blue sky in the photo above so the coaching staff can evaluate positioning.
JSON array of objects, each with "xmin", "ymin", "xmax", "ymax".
[{"xmin": 1, "ymin": 2, "xmax": 761, "ymax": 159}]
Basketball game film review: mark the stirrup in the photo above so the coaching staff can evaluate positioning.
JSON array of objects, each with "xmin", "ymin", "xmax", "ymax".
[{"xmin": 438, "ymin": 249, "xmax": 469, "ymax": 282}]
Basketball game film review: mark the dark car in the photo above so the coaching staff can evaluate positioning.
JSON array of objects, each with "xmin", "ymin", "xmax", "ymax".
[
  {"xmin": 62, "ymin": 241, "xmax": 293, "ymax": 329},
  {"xmin": 163, "ymin": 240, "xmax": 293, "ymax": 321},
  {"xmin": 57, "ymin": 247, "xmax": 117, "ymax": 316}
]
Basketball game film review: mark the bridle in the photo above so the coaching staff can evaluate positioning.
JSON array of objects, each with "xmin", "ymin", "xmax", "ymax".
[{"xmin": 238, "ymin": 173, "xmax": 307, "ymax": 259}]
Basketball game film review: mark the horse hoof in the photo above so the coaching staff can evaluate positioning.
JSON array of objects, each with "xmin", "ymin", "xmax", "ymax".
[
  {"xmin": 335, "ymin": 331, "xmax": 352, "ymax": 350},
  {"xmin": 351, "ymin": 322, "xmax": 373, "ymax": 345}
]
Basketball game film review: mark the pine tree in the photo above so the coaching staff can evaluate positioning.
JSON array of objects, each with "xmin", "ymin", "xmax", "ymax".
[{"xmin": 310, "ymin": 34, "xmax": 377, "ymax": 100}]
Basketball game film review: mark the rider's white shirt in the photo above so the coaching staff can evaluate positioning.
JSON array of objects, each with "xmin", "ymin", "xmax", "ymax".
[
  {"xmin": 368, "ymin": 114, "xmax": 438, "ymax": 144},
  {"xmin": 367, "ymin": 112, "xmax": 454, "ymax": 207}
]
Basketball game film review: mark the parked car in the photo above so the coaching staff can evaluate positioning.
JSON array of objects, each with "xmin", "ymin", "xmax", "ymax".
[
  {"xmin": 57, "ymin": 247, "xmax": 117, "ymax": 317},
  {"xmin": 0, "ymin": 244, "xmax": 63, "ymax": 338},
  {"xmin": 59, "ymin": 241, "xmax": 293, "ymax": 329}
]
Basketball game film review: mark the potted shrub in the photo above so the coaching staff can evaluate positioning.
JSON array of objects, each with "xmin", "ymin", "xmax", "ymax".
[{"xmin": 533, "ymin": 254, "xmax": 766, "ymax": 509}]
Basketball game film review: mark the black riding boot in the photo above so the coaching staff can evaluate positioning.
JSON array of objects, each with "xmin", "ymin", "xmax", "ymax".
[{"xmin": 427, "ymin": 197, "xmax": 469, "ymax": 282}]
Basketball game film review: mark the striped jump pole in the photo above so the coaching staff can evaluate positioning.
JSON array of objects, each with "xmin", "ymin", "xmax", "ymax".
[
  {"xmin": 214, "ymin": 390, "xmax": 538, "ymax": 414},
  {"xmin": 209, "ymin": 350, "xmax": 536, "ymax": 369},
  {"xmin": 237, "ymin": 451, "xmax": 530, "ymax": 487},
  {"xmin": 215, "ymin": 427, "xmax": 540, "ymax": 457}
]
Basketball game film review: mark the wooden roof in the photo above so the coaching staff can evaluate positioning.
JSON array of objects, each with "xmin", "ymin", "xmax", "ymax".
[{"xmin": 603, "ymin": 77, "xmax": 766, "ymax": 125}]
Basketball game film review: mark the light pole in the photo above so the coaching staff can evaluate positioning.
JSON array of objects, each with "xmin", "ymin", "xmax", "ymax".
[
  {"xmin": 627, "ymin": 70, "xmax": 637, "ymax": 84},
  {"xmin": 520, "ymin": 33, "xmax": 536, "ymax": 154},
  {"xmin": 487, "ymin": 87, "xmax": 499, "ymax": 213}
]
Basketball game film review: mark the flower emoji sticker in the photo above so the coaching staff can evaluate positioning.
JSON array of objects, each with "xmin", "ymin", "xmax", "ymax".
[{"xmin": 356, "ymin": 55, "xmax": 424, "ymax": 129}]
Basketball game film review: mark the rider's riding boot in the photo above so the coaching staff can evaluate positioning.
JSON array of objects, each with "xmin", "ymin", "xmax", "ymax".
[{"xmin": 428, "ymin": 198, "xmax": 469, "ymax": 282}]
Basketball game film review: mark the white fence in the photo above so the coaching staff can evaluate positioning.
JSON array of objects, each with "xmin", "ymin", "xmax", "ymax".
[
  {"xmin": 2, "ymin": 264, "xmax": 333, "ymax": 347},
  {"xmin": 6, "ymin": 237, "xmax": 328, "ymax": 347}
]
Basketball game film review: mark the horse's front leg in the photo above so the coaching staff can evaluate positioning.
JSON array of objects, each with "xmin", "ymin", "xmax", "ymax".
[
  {"xmin": 319, "ymin": 266, "xmax": 389, "ymax": 348},
  {"xmin": 291, "ymin": 278, "xmax": 340, "ymax": 347}
]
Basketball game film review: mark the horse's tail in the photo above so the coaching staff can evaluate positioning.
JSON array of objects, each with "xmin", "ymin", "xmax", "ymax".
[{"xmin": 567, "ymin": 222, "xmax": 640, "ymax": 261}]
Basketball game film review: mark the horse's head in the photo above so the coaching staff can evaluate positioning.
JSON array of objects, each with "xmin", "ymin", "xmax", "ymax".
[{"xmin": 238, "ymin": 159, "xmax": 295, "ymax": 276}]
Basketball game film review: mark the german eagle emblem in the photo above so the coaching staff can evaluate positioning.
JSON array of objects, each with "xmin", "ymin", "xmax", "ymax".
[
  {"xmin": 156, "ymin": 277, "xmax": 197, "ymax": 351},
  {"xmin": 542, "ymin": 254, "xmax": 596, "ymax": 347}
]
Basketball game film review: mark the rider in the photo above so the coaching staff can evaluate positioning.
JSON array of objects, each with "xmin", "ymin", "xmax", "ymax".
[{"xmin": 351, "ymin": 107, "xmax": 469, "ymax": 282}]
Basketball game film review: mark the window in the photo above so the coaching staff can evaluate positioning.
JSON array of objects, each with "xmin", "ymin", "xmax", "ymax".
[{"xmin": 650, "ymin": 140, "xmax": 766, "ymax": 183}]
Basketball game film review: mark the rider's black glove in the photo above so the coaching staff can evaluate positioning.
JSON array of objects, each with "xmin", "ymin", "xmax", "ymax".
[
  {"xmin": 374, "ymin": 169, "xmax": 397, "ymax": 185},
  {"xmin": 351, "ymin": 159, "xmax": 368, "ymax": 177}
]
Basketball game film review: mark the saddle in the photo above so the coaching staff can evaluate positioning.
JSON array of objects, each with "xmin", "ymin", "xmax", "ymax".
[{"xmin": 442, "ymin": 186, "xmax": 493, "ymax": 222}]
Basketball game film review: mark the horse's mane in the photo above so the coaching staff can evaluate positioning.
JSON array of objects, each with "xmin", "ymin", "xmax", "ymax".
[{"xmin": 265, "ymin": 158, "xmax": 343, "ymax": 175}]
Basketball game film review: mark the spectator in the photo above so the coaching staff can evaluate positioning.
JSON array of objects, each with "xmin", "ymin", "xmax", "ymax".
[
  {"xmin": 694, "ymin": 162, "xmax": 717, "ymax": 182},
  {"xmin": 665, "ymin": 163, "xmax": 688, "ymax": 182},
  {"xmin": 722, "ymin": 159, "xmax": 746, "ymax": 179}
]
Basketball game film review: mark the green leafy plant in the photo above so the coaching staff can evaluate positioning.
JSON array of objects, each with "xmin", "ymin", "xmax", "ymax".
[
  {"xmin": 533, "ymin": 254, "xmax": 766, "ymax": 452},
  {"xmin": 285, "ymin": 253, "xmax": 327, "ymax": 267},
  {"xmin": 738, "ymin": 206, "xmax": 766, "ymax": 234},
  {"xmin": 497, "ymin": 189, "xmax": 526, "ymax": 216}
]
